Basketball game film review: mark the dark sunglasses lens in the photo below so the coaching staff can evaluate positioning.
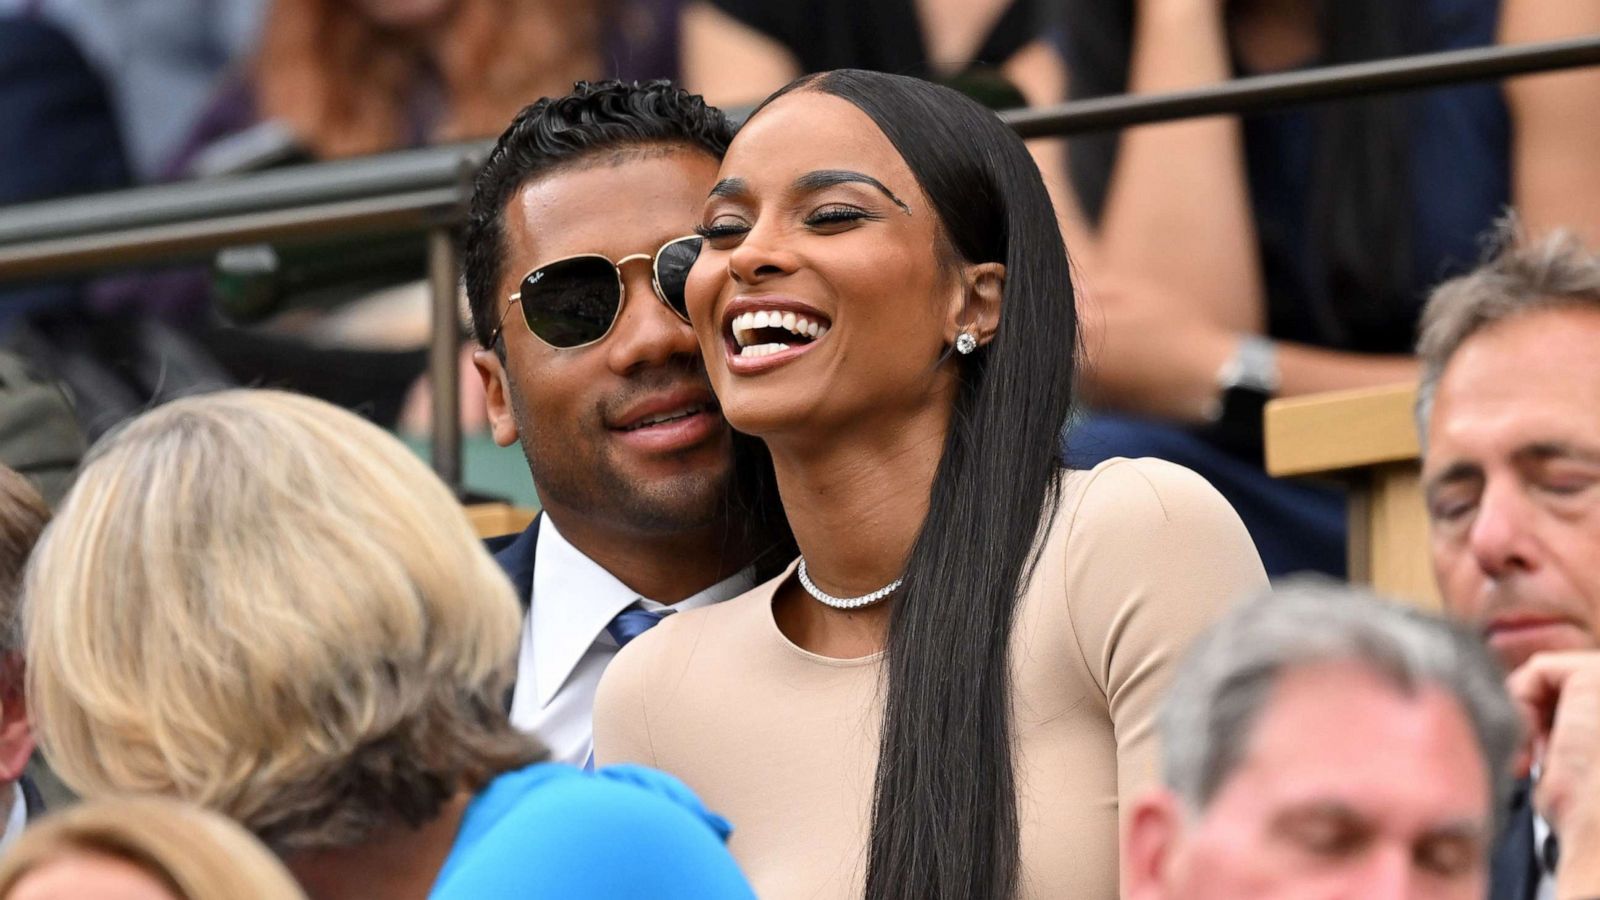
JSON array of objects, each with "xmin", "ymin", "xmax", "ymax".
[
  {"xmin": 521, "ymin": 256, "xmax": 621, "ymax": 348},
  {"xmin": 654, "ymin": 237, "xmax": 703, "ymax": 319}
]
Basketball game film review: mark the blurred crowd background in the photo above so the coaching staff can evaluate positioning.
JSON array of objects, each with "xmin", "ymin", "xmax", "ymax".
[{"xmin": 0, "ymin": 0, "xmax": 1594, "ymax": 580}]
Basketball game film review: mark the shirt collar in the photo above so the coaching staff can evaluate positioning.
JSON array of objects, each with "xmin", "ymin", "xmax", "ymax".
[
  {"xmin": 1531, "ymin": 765, "xmax": 1557, "ymax": 876},
  {"xmin": 528, "ymin": 516, "xmax": 754, "ymax": 709},
  {"xmin": 0, "ymin": 783, "xmax": 25, "ymax": 856}
]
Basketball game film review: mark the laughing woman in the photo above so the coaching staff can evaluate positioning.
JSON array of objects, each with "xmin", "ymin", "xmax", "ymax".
[{"xmin": 593, "ymin": 69, "xmax": 1267, "ymax": 900}]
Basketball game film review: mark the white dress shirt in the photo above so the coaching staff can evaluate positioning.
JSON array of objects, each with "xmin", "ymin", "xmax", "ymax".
[
  {"xmin": 508, "ymin": 516, "xmax": 753, "ymax": 766},
  {"xmin": 0, "ymin": 782, "xmax": 27, "ymax": 856},
  {"xmin": 1534, "ymin": 807, "xmax": 1555, "ymax": 900}
]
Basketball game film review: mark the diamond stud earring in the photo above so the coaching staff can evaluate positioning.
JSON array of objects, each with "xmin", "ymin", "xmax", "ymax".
[{"xmin": 955, "ymin": 331, "xmax": 978, "ymax": 355}]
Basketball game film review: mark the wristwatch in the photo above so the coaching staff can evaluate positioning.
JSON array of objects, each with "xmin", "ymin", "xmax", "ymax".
[{"xmin": 1203, "ymin": 335, "xmax": 1280, "ymax": 457}]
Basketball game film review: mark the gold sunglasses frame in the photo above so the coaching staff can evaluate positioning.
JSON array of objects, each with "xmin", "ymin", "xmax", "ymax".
[{"xmin": 487, "ymin": 235, "xmax": 702, "ymax": 350}]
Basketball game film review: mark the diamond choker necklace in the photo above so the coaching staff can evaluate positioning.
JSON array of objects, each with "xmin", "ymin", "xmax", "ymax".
[{"xmin": 797, "ymin": 559, "xmax": 902, "ymax": 610}]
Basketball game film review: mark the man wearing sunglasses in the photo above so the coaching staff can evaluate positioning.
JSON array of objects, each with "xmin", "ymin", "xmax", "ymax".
[{"xmin": 462, "ymin": 80, "xmax": 790, "ymax": 768}]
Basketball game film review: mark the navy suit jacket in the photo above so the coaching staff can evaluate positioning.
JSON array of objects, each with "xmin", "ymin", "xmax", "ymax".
[
  {"xmin": 18, "ymin": 774, "xmax": 43, "ymax": 818},
  {"xmin": 486, "ymin": 517, "xmax": 539, "ymax": 714},
  {"xmin": 485, "ymin": 515, "xmax": 540, "ymax": 616},
  {"xmin": 1490, "ymin": 780, "xmax": 1540, "ymax": 900}
]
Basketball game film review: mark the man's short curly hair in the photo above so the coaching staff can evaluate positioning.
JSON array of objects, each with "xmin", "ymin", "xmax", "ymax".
[{"xmin": 462, "ymin": 80, "xmax": 734, "ymax": 350}]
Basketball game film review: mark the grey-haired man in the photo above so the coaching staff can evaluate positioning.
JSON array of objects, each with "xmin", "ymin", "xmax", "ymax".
[
  {"xmin": 1123, "ymin": 583, "xmax": 1520, "ymax": 900},
  {"xmin": 1418, "ymin": 229, "xmax": 1600, "ymax": 900}
]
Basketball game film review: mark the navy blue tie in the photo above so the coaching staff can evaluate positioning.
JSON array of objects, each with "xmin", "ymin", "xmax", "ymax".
[
  {"xmin": 586, "ymin": 606, "xmax": 671, "ymax": 772},
  {"xmin": 606, "ymin": 606, "xmax": 670, "ymax": 648}
]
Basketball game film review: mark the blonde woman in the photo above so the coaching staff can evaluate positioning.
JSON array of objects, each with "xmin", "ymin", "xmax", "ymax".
[
  {"xmin": 0, "ymin": 797, "xmax": 305, "ymax": 900},
  {"xmin": 22, "ymin": 389, "xmax": 753, "ymax": 900}
]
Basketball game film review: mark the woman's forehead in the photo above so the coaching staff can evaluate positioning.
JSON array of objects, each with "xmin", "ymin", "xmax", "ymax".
[{"xmin": 721, "ymin": 91, "xmax": 918, "ymax": 196}]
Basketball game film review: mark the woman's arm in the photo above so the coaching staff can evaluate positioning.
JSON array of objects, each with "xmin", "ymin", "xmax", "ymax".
[
  {"xmin": 1064, "ymin": 459, "xmax": 1268, "ymax": 809},
  {"xmin": 1094, "ymin": 0, "xmax": 1264, "ymax": 333},
  {"xmin": 1083, "ymin": 0, "xmax": 1600, "ymax": 421},
  {"xmin": 1078, "ymin": 274, "xmax": 1419, "ymax": 422},
  {"xmin": 680, "ymin": 0, "xmax": 802, "ymax": 108},
  {"xmin": 1499, "ymin": 0, "xmax": 1600, "ymax": 244}
]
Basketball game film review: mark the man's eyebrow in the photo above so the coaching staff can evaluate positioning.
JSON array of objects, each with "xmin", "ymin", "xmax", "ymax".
[
  {"xmin": 1423, "ymin": 460, "xmax": 1483, "ymax": 498},
  {"xmin": 708, "ymin": 177, "xmax": 748, "ymax": 199},
  {"xmin": 1421, "ymin": 818, "xmax": 1488, "ymax": 843},
  {"xmin": 793, "ymin": 169, "xmax": 912, "ymax": 214},
  {"xmin": 1270, "ymin": 799, "xmax": 1365, "ymax": 826},
  {"xmin": 1514, "ymin": 442, "xmax": 1600, "ymax": 466}
]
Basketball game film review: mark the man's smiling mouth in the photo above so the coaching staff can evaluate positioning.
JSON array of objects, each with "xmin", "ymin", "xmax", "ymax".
[{"xmin": 619, "ymin": 402, "xmax": 711, "ymax": 431}]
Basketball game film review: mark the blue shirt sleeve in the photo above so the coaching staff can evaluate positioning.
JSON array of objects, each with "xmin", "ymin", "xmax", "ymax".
[{"xmin": 431, "ymin": 763, "xmax": 755, "ymax": 899}]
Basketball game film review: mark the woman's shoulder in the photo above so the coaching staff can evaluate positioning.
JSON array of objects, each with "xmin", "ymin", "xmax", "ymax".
[
  {"xmin": 1055, "ymin": 456, "xmax": 1243, "ymax": 536},
  {"xmin": 1046, "ymin": 456, "xmax": 1265, "ymax": 592},
  {"xmin": 431, "ymin": 762, "xmax": 753, "ymax": 898}
]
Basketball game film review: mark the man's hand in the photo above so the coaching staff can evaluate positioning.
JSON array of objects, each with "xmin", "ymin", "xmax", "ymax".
[{"xmin": 1508, "ymin": 652, "xmax": 1600, "ymax": 898}]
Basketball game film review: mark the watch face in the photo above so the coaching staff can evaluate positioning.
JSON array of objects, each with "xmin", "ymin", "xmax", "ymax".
[{"xmin": 1226, "ymin": 337, "xmax": 1281, "ymax": 395}]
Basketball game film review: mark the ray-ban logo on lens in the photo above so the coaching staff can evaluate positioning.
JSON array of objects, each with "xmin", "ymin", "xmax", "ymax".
[{"xmin": 530, "ymin": 272, "xmax": 544, "ymax": 283}]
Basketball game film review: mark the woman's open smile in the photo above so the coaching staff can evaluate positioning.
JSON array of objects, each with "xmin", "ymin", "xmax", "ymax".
[{"xmin": 721, "ymin": 295, "xmax": 833, "ymax": 372}]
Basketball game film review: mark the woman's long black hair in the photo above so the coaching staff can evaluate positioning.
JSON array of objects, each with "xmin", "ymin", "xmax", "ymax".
[{"xmin": 750, "ymin": 69, "xmax": 1078, "ymax": 900}]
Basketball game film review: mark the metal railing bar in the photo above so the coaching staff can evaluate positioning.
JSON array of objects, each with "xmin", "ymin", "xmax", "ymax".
[
  {"xmin": 0, "ymin": 142, "xmax": 488, "ymax": 248},
  {"xmin": 2, "ymin": 34, "xmax": 1595, "ymax": 279},
  {"xmin": 0, "ymin": 187, "xmax": 463, "ymax": 282},
  {"xmin": 1005, "ymin": 32, "xmax": 1600, "ymax": 138}
]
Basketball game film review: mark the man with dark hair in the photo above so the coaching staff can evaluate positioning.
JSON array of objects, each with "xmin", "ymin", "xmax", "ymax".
[
  {"xmin": 463, "ymin": 80, "xmax": 788, "ymax": 766},
  {"xmin": 1417, "ymin": 228, "xmax": 1600, "ymax": 900},
  {"xmin": 0, "ymin": 465, "xmax": 50, "ymax": 851}
]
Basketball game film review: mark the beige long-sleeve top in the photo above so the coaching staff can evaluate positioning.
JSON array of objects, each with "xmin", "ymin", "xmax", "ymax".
[{"xmin": 593, "ymin": 458, "xmax": 1267, "ymax": 899}]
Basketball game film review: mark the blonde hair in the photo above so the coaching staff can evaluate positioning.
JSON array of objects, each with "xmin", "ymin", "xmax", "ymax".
[
  {"xmin": 0, "ymin": 796, "xmax": 306, "ymax": 899},
  {"xmin": 24, "ymin": 389, "xmax": 540, "ymax": 852},
  {"xmin": 256, "ymin": 0, "xmax": 601, "ymax": 158}
]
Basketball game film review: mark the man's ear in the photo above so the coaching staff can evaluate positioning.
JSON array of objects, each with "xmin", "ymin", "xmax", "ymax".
[
  {"xmin": 1122, "ymin": 789, "xmax": 1185, "ymax": 900},
  {"xmin": 0, "ymin": 656, "xmax": 34, "ymax": 784},
  {"xmin": 473, "ymin": 349, "xmax": 520, "ymax": 448},
  {"xmin": 943, "ymin": 261, "xmax": 1005, "ymax": 350}
]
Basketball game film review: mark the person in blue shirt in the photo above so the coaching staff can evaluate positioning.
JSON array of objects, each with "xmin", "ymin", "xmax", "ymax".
[{"xmin": 21, "ymin": 388, "xmax": 754, "ymax": 900}]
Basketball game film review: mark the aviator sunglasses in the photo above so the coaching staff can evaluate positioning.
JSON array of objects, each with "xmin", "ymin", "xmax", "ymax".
[{"xmin": 488, "ymin": 235, "xmax": 703, "ymax": 350}]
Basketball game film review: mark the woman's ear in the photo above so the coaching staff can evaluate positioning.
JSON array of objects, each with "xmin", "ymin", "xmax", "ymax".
[{"xmin": 944, "ymin": 262, "xmax": 1005, "ymax": 350}]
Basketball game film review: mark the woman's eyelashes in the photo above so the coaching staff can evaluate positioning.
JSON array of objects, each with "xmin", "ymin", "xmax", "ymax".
[
  {"xmin": 694, "ymin": 220, "xmax": 749, "ymax": 245},
  {"xmin": 696, "ymin": 200, "xmax": 883, "ymax": 247},
  {"xmin": 804, "ymin": 204, "xmax": 877, "ymax": 229}
]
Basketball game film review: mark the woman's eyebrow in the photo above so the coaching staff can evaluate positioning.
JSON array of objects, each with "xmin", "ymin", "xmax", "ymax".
[
  {"xmin": 708, "ymin": 177, "xmax": 748, "ymax": 199},
  {"xmin": 794, "ymin": 169, "xmax": 912, "ymax": 214}
]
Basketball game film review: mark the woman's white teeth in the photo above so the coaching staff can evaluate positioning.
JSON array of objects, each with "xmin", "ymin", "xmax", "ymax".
[
  {"xmin": 731, "ymin": 310, "xmax": 830, "ymax": 347},
  {"xmin": 738, "ymin": 342, "xmax": 790, "ymax": 358}
]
